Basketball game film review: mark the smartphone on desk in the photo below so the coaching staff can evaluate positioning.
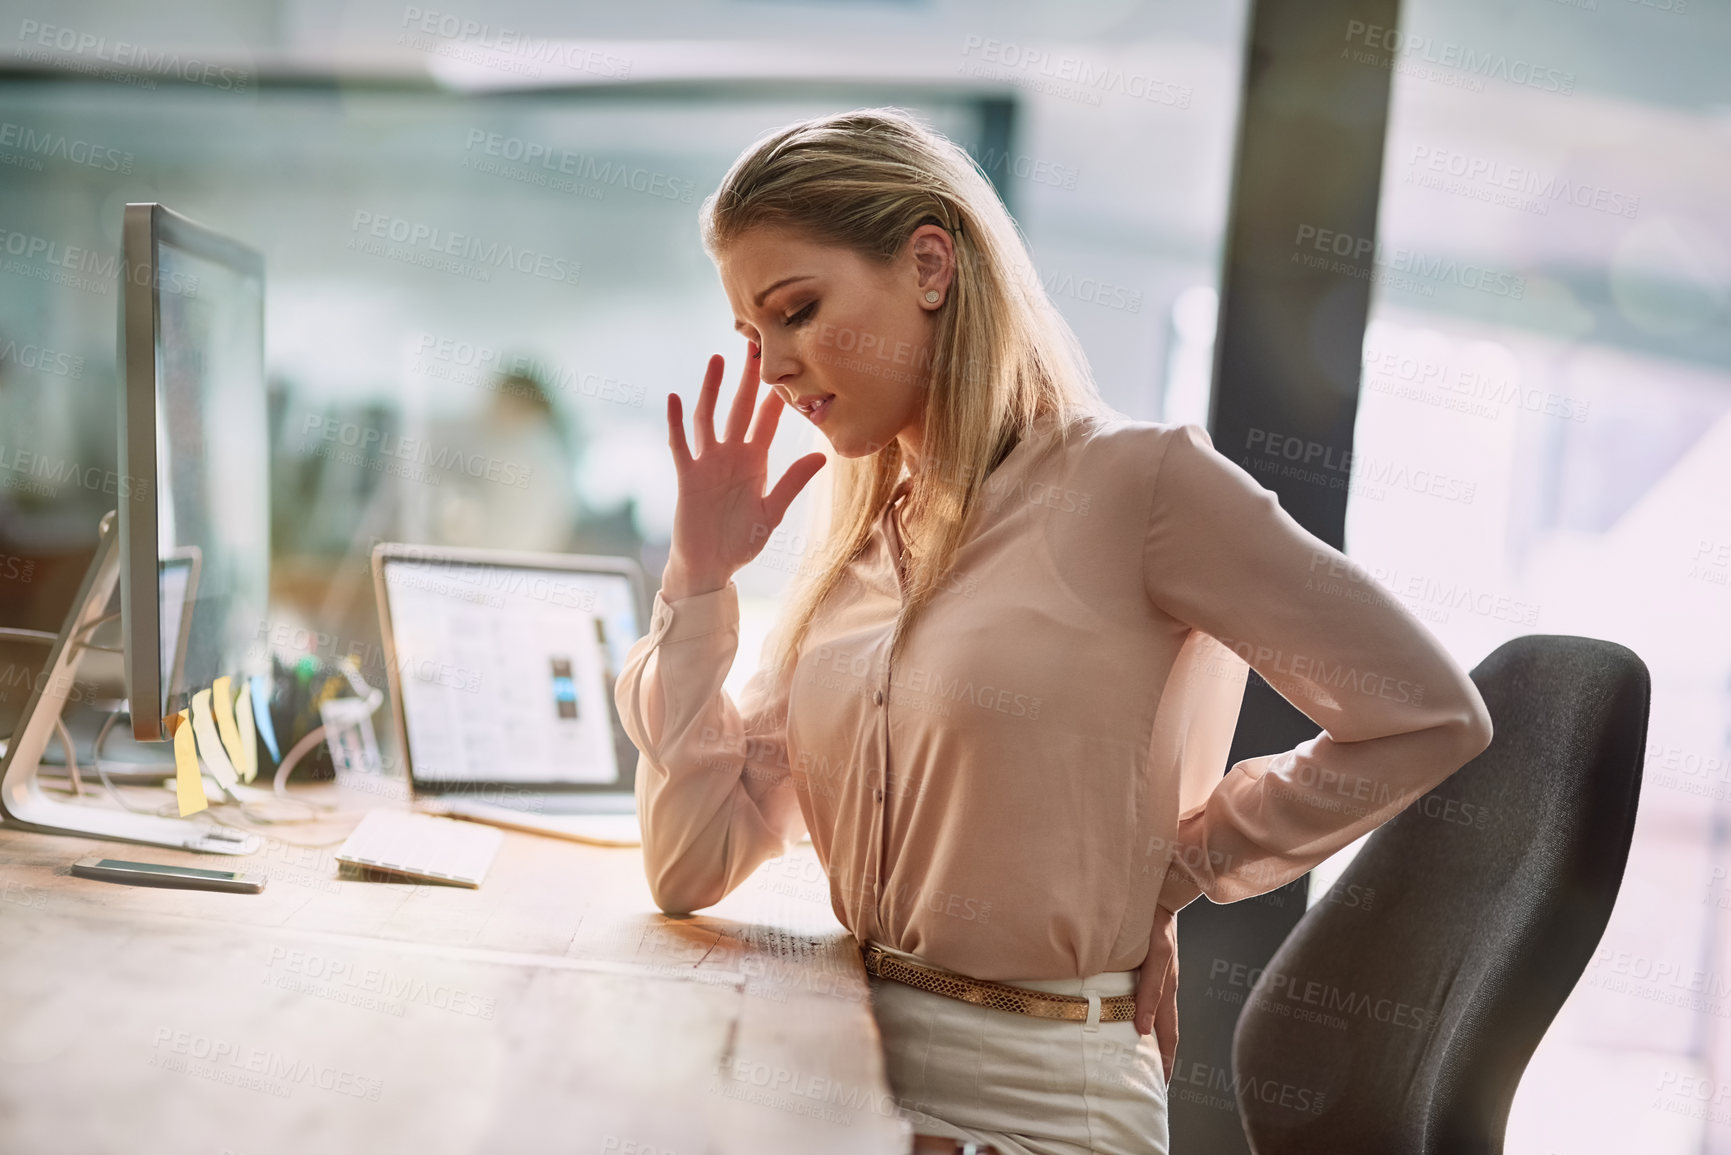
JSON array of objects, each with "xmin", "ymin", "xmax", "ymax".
[{"xmin": 71, "ymin": 855, "xmax": 266, "ymax": 893}]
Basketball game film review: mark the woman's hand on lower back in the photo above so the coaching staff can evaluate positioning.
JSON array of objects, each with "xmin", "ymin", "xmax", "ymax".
[{"xmin": 1134, "ymin": 902, "xmax": 1180, "ymax": 1084}]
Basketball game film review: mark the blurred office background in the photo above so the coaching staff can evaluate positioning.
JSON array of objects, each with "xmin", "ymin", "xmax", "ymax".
[{"xmin": 0, "ymin": 0, "xmax": 1726, "ymax": 1150}]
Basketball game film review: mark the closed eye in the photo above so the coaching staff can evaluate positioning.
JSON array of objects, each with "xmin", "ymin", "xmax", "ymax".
[{"xmin": 785, "ymin": 301, "xmax": 817, "ymax": 328}]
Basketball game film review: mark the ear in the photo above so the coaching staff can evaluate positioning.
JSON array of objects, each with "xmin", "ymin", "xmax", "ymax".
[{"xmin": 908, "ymin": 223, "xmax": 955, "ymax": 309}]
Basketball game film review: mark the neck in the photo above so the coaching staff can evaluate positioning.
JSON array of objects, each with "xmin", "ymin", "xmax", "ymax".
[
  {"xmin": 900, "ymin": 446, "xmax": 927, "ymax": 484},
  {"xmin": 895, "ymin": 407, "xmax": 927, "ymax": 476}
]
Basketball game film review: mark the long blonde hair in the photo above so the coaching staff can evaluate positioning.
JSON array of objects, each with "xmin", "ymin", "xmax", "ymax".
[{"xmin": 701, "ymin": 107, "xmax": 1115, "ymax": 672}]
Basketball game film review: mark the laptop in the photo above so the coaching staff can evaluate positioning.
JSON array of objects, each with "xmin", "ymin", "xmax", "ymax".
[{"xmin": 371, "ymin": 542, "xmax": 648, "ymax": 846}]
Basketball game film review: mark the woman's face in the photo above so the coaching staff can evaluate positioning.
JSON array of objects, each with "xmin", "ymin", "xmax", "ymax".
[{"xmin": 717, "ymin": 223, "xmax": 953, "ymax": 464}]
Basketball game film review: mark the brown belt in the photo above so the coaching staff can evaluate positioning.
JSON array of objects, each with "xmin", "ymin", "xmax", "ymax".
[{"xmin": 860, "ymin": 942, "xmax": 1137, "ymax": 1024}]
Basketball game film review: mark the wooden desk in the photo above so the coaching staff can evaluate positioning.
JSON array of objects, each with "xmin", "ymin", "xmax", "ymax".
[{"xmin": 0, "ymin": 781, "xmax": 909, "ymax": 1154}]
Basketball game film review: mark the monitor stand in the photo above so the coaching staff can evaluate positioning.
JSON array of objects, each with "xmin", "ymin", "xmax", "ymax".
[{"xmin": 0, "ymin": 512, "xmax": 260, "ymax": 855}]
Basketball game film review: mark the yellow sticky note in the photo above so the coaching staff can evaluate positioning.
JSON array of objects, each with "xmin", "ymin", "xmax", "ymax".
[
  {"xmin": 190, "ymin": 688, "xmax": 239, "ymax": 790},
  {"xmin": 234, "ymin": 678, "xmax": 258, "ymax": 783},
  {"xmin": 172, "ymin": 711, "xmax": 208, "ymax": 817},
  {"xmin": 211, "ymin": 675, "xmax": 248, "ymax": 780}
]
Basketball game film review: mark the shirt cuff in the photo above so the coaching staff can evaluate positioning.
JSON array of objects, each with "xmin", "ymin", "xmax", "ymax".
[
  {"xmin": 1157, "ymin": 868, "xmax": 1205, "ymax": 914},
  {"xmin": 649, "ymin": 580, "xmax": 739, "ymax": 647}
]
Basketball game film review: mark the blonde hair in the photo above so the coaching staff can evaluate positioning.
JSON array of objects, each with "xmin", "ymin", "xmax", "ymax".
[{"xmin": 701, "ymin": 107, "xmax": 1115, "ymax": 672}]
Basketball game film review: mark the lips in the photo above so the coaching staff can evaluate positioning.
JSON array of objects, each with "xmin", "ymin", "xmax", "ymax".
[{"xmin": 792, "ymin": 393, "xmax": 835, "ymax": 424}]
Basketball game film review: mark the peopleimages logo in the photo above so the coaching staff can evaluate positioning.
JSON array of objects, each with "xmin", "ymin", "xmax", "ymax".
[
  {"xmin": 16, "ymin": 21, "xmax": 250, "ymax": 92},
  {"xmin": 300, "ymin": 415, "xmax": 533, "ymax": 489},
  {"xmin": 398, "ymin": 8, "xmax": 632, "ymax": 79},
  {"xmin": 1170, "ymin": 1059, "xmax": 1328, "ymax": 1116},
  {"xmin": 149, "ymin": 1027, "xmax": 383, "ymax": 1101},
  {"xmin": 0, "ymin": 121, "xmax": 134, "ymax": 173},
  {"xmin": 347, "ymin": 211, "xmax": 581, "ymax": 286},
  {"xmin": 1293, "ymin": 224, "xmax": 1525, "ymax": 300},
  {"xmin": 0, "ymin": 227, "xmax": 199, "ymax": 298},
  {"xmin": 958, "ymin": 36, "xmax": 1193, "ymax": 109},
  {"xmin": 411, "ymin": 332, "xmax": 646, "ymax": 407},
  {"xmin": 0, "ymin": 338, "xmax": 83, "ymax": 379},
  {"xmin": 1405, "ymin": 145, "xmax": 1640, "ymax": 220},
  {"xmin": 1361, "ymin": 343, "xmax": 1590, "ymax": 424},
  {"xmin": 461, "ymin": 131, "xmax": 696, "ymax": 203},
  {"xmin": 969, "ymin": 145, "xmax": 1081, "ymax": 191},
  {"xmin": 1342, "ymin": 20, "xmax": 1576, "ymax": 95},
  {"xmin": 0, "ymin": 443, "xmax": 150, "ymax": 499}
]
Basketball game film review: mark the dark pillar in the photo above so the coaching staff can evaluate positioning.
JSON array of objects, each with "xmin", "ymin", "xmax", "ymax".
[
  {"xmin": 1169, "ymin": 0, "xmax": 1398, "ymax": 1150},
  {"xmin": 970, "ymin": 96, "xmax": 1020, "ymax": 217}
]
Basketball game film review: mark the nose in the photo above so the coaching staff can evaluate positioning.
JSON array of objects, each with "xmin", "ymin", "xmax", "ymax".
[{"xmin": 758, "ymin": 337, "xmax": 800, "ymax": 389}]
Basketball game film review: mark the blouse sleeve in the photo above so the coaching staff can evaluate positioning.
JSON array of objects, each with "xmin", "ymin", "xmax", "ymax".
[
  {"xmin": 613, "ymin": 580, "xmax": 806, "ymax": 915},
  {"xmin": 1142, "ymin": 423, "xmax": 1494, "ymax": 913}
]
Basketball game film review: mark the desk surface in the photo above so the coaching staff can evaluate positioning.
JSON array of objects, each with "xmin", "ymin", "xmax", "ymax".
[{"xmin": 0, "ymin": 780, "xmax": 908, "ymax": 1155}]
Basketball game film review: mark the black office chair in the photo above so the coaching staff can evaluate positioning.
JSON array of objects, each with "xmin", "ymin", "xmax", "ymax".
[{"xmin": 1230, "ymin": 634, "xmax": 1648, "ymax": 1155}]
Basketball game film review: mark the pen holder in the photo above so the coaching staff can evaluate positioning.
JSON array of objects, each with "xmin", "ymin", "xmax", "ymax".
[
  {"xmin": 319, "ymin": 694, "xmax": 382, "ymax": 780},
  {"xmin": 265, "ymin": 654, "xmax": 334, "ymax": 782},
  {"xmin": 265, "ymin": 653, "xmax": 385, "ymax": 784}
]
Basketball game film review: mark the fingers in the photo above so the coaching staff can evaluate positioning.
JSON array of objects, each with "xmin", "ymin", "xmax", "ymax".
[
  {"xmin": 765, "ymin": 452, "xmax": 828, "ymax": 522},
  {"xmin": 1153, "ymin": 912, "xmax": 1179, "ymax": 1081},
  {"xmin": 723, "ymin": 341, "xmax": 760, "ymax": 444},
  {"xmin": 692, "ymin": 353, "xmax": 723, "ymax": 453},
  {"xmin": 1132, "ymin": 958, "xmax": 1161, "ymax": 1036},
  {"xmin": 1133, "ymin": 907, "xmax": 1179, "ymax": 1036},
  {"xmin": 1154, "ymin": 979, "xmax": 1179, "ymax": 1083},
  {"xmin": 746, "ymin": 380, "xmax": 785, "ymax": 447},
  {"xmin": 666, "ymin": 392, "xmax": 691, "ymax": 470}
]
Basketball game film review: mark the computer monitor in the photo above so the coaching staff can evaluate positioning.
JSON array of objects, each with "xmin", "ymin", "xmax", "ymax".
[
  {"xmin": 0, "ymin": 203, "xmax": 266, "ymax": 854},
  {"xmin": 118, "ymin": 203, "xmax": 269, "ymax": 742}
]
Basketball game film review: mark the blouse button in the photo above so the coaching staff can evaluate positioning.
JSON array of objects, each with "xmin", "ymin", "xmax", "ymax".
[
  {"xmin": 874, "ymin": 788, "xmax": 885, "ymax": 803},
  {"xmin": 873, "ymin": 689, "xmax": 885, "ymax": 706}
]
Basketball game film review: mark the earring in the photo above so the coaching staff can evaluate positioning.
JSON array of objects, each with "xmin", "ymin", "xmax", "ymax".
[{"xmin": 924, "ymin": 290, "xmax": 940, "ymax": 304}]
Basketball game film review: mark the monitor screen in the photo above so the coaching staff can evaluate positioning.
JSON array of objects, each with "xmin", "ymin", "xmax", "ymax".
[
  {"xmin": 381, "ymin": 559, "xmax": 640, "ymax": 788},
  {"xmin": 120, "ymin": 204, "xmax": 269, "ymax": 738},
  {"xmin": 156, "ymin": 548, "xmax": 200, "ymax": 702}
]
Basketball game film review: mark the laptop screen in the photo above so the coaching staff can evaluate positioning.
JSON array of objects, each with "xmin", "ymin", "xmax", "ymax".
[{"xmin": 380, "ymin": 558, "xmax": 641, "ymax": 789}]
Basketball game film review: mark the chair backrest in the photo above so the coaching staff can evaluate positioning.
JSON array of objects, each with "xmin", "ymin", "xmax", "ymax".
[{"xmin": 1231, "ymin": 634, "xmax": 1648, "ymax": 1155}]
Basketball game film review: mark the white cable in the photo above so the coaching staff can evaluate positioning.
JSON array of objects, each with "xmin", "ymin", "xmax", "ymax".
[
  {"xmin": 334, "ymin": 658, "xmax": 386, "ymax": 714},
  {"xmin": 90, "ymin": 710, "xmax": 175, "ymax": 775},
  {"xmin": 69, "ymin": 612, "xmax": 120, "ymax": 645},
  {"xmin": 0, "ymin": 627, "xmax": 58, "ymax": 645},
  {"xmin": 89, "ymin": 710, "xmax": 173, "ymax": 815},
  {"xmin": 273, "ymin": 725, "xmax": 329, "ymax": 798},
  {"xmin": 51, "ymin": 717, "xmax": 83, "ymax": 798}
]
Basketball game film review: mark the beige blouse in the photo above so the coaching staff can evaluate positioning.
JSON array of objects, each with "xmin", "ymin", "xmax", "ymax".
[{"xmin": 614, "ymin": 411, "xmax": 1493, "ymax": 1038}]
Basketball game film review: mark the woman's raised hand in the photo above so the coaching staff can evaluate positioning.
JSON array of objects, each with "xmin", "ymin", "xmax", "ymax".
[{"xmin": 661, "ymin": 343, "xmax": 828, "ymax": 601}]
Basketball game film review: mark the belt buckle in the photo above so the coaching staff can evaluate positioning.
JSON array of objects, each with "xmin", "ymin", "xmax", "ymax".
[{"xmin": 861, "ymin": 942, "xmax": 886, "ymax": 976}]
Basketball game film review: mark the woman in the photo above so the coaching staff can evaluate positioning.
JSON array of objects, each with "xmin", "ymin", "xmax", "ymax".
[{"xmin": 613, "ymin": 108, "xmax": 1494, "ymax": 1155}]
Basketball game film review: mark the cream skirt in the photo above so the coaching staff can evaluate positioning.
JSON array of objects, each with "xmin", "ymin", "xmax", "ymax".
[{"xmin": 863, "ymin": 939, "xmax": 1170, "ymax": 1155}]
